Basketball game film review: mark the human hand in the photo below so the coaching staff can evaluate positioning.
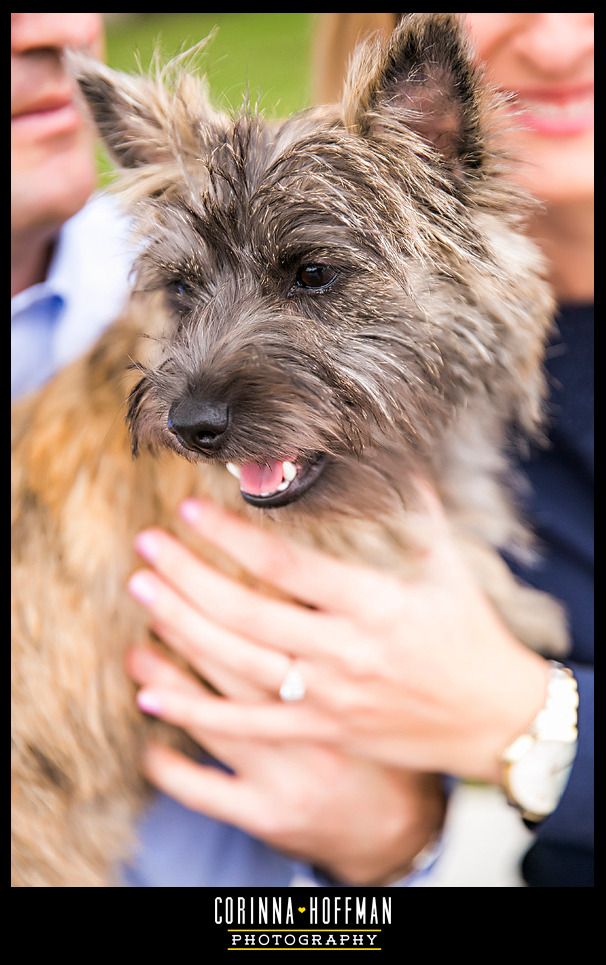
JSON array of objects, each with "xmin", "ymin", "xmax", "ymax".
[
  {"xmin": 128, "ymin": 494, "xmax": 550, "ymax": 788},
  {"xmin": 126, "ymin": 641, "xmax": 446, "ymax": 885}
]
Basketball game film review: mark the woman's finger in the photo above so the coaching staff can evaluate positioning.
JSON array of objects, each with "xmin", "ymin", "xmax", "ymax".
[
  {"xmin": 136, "ymin": 685, "xmax": 341, "ymax": 743},
  {"xmin": 176, "ymin": 498, "xmax": 444, "ymax": 631},
  {"xmin": 126, "ymin": 642, "xmax": 202, "ymax": 695},
  {"xmin": 128, "ymin": 569, "xmax": 300, "ymax": 689},
  {"xmin": 127, "ymin": 640, "xmax": 262, "ymax": 702},
  {"xmin": 130, "ymin": 534, "xmax": 345, "ymax": 660},
  {"xmin": 142, "ymin": 742, "xmax": 262, "ymax": 829},
  {"xmin": 131, "ymin": 531, "xmax": 327, "ymax": 655},
  {"xmin": 152, "ymin": 620, "xmax": 288, "ymax": 701},
  {"xmin": 177, "ymin": 497, "xmax": 384, "ymax": 616},
  {"xmin": 128, "ymin": 648, "xmax": 271, "ymax": 767}
]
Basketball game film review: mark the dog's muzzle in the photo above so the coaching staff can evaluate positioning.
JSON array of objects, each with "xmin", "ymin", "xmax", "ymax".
[{"xmin": 168, "ymin": 397, "xmax": 230, "ymax": 453}]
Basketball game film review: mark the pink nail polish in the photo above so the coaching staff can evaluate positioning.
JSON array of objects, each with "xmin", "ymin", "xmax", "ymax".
[
  {"xmin": 134, "ymin": 531, "xmax": 159, "ymax": 562},
  {"xmin": 128, "ymin": 572, "xmax": 156, "ymax": 605},
  {"xmin": 180, "ymin": 499, "xmax": 201, "ymax": 524},
  {"xmin": 137, "ymin": 691, "xmax": 161, "ymax": 715}
]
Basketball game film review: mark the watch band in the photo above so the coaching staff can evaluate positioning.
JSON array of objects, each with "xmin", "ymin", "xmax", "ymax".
[{"xmin": 500, "ymin": 661, "xmax": 579, "ymax": 823}]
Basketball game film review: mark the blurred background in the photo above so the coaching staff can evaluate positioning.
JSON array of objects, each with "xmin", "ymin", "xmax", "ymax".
[
  {"xmin": 99, "ymin": 13, "xmax": 312, "ymax": 183},
  {"xmin": 104, "ymin": 13, "xmax": 312, "ymax": 114},
  {"xmin": 99, "ymin": 12, "xmax": 533, "ymax": 888}
]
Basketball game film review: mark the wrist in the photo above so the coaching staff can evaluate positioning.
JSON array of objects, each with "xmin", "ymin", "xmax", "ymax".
[
  {"xmin": 318, "ymin": 777, "xmax": 447, "ymax": 886},
  {"xmin": 317, "ymin": 825, "xmax": 440, "ymax": 886},
  {"xmin": 468, "ymin": 645, "xmax": 552, "ymax": 786}
]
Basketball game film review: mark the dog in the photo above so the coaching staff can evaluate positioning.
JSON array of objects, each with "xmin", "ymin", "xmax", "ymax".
[{"xmin": 11, "ymin": 13, "xmax": 568, "ymax": 886}]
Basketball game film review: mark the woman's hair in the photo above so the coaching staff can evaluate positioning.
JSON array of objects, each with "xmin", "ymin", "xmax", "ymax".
[{"xmin": 312, "ymin": 13, "xmax": 398, "ymax": 104}]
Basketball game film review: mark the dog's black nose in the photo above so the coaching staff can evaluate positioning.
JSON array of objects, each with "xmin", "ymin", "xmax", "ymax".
[{"xmin": 168, "ymin": 398, "xmax": 230, "ymax": 453}]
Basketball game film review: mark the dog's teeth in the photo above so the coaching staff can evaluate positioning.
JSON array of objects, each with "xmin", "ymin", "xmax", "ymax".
[
  {"xmin": 226, "ymin": 462, "xmax": 241, "ymax": 479},
  {"xmin": 276, "ymin": 479, "xmax": 291, "ymax": 493},
  {"xmin": 282, "ymin": 461, "xmax": 297, "ymax": 482}
]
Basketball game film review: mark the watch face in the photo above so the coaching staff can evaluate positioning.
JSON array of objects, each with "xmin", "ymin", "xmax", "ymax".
[{"xmin": 509, "ymin": 740, "xmax": 577, "ymax": 817}]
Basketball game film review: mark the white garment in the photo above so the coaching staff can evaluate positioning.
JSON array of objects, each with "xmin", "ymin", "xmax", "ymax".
[{"xmin": 11, "ymin": 192, "xmax": 134, "ymax": 398}]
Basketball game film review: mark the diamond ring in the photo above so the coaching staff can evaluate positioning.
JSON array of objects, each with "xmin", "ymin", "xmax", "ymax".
[{"xmin": 279, "ymin": 660, "xmax": 306, "ymax": 702}]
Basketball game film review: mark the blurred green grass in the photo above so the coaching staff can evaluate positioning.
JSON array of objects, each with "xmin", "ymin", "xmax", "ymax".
[{"xmin": 97, "ymin": 13, "xmax": 313, "ymax": 184}]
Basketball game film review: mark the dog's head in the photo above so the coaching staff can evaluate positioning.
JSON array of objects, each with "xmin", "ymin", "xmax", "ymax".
[{"xmin": 72, "ymin": 13, "xmax": 553, "ymax": 519}]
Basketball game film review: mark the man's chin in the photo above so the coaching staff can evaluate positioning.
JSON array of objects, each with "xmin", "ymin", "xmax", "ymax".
[{"xmin": 11, "ymin": 143, "xmax": 97, "ymax": 239}]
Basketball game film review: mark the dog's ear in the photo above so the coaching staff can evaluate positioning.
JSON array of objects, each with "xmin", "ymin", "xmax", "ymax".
[
  {"xmin": 66, "ymin": 43, "xmax": 222, "ymax": 170},
  {"xmin": 342, "ymin": 13, "xmax": 488, "ymax": 175}
]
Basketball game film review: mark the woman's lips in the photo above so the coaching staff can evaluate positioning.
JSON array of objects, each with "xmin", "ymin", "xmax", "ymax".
[{"xmin": 504, "ymin": 83, "xmax": 594, "ymax": 137}]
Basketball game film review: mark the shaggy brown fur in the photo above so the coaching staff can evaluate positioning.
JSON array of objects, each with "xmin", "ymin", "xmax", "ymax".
[{"xmin": 12, "ymin": 14, "xmax": 568, "ymax": 887}]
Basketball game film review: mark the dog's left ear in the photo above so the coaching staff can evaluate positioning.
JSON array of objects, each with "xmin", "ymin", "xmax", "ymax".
[
  {"xmin": 66, "ymin": 44, "xmax": 222, "ymax": 170},
  {"xmin": 343, "ymin": 13, "xmax": 488, "ymax": 176}
]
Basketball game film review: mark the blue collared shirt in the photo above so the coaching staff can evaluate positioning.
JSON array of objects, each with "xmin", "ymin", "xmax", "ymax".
[
  {"xmin": 119, "ymin": 761, "xmax": 443, "ymax": 888},
  {"xmin": 11, "ymin": 192, "xmax": 134, "ymax": 399},
  {"xmin": 11, "ymin": 192, "xmax": 439, "ymax": 888}
]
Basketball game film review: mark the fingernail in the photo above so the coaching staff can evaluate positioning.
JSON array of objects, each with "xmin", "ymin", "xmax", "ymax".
[
  {"xmin": 137, "ymin": 690, "xmax": 162, "ymax": 715},
  {"xmin": 180, "ymin": 499, "xmax": 202, "ymax": 524},
  {"xmin": 128, "ymin": 572, "xmax": 156, "ymax": 605},
  {"xmin": 134, "ymin": 531, "xmax": 160, "ymax": 562}
]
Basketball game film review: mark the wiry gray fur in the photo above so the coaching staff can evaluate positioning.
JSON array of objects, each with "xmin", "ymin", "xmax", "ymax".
[
  {"xmin": 12, "ymin": 13, "xmax": 567, "ymax": 889},
  {"xmin": 71, "ymin": 15, "xmax": 552, "ymax": 528}
]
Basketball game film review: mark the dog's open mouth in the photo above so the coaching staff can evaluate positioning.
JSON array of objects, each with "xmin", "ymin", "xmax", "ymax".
[{"xmin": 226, "ymin": 454, "xmax": 327, "ymax": 508}]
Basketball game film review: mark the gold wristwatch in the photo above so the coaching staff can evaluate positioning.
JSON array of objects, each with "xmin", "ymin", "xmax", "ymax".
[{"xmin": 500, "ymin": 661, "xmax": 579, "ymax": 823}]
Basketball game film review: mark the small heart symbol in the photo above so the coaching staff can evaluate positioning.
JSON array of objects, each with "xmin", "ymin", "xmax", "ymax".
[{"xmin": 298, "ymin": 907, "xmax": 306, "ymax": 913}]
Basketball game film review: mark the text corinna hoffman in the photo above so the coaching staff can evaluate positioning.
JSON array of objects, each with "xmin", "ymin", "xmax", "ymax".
[{"xmin": 214, "ymin": 895, "xmax": 392, "ymax": 926}]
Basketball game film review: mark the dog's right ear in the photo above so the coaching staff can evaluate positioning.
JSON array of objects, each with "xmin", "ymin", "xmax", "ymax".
[{"xmin": 66, "ymin": 44, "xmax": 222, "ymax": 170}]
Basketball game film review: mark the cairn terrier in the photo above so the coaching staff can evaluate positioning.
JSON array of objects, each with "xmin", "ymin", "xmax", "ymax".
[{"xmin": 11, "ymin": 14, "xmax": 567, "ymax": 886}]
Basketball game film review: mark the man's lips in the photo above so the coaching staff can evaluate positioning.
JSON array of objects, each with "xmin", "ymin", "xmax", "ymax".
[
  {"xmin": 12, "ymin": 87, "xmax": 75, "ymax": 119},
  {"xmin": 11, "ymin": 93, "xmax": 81, "ymax": 138}
]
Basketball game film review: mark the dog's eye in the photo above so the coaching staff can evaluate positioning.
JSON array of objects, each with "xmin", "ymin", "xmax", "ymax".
[
  {"xmin": 295, "ymin": 264, "xmax": 338, "ymax": 291},
  {"xmin": 168, "ymin": 279, "xmax": 189, "ymax": 298},
  {"xmin": 166, "ymin": 278, "xmax": 192, "ymax": 313}
]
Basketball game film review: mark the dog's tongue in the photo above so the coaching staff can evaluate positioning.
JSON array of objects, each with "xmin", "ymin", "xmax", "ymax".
[{"xmin": 239, "ymin": 460, "xmax": 284, "ymax": 496}]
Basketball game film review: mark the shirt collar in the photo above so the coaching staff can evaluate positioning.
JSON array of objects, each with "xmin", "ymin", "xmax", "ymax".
[
  {"xmin": 10, "ymin": 230, "xmax": 70, "ymax": 320},
  {"xmin": 45, "ymin": 213, "xmax": 80, "ymax": 306},
  {"xmin": 52, "ymin": 193, "xmax": 134, "ymax": 368}
]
